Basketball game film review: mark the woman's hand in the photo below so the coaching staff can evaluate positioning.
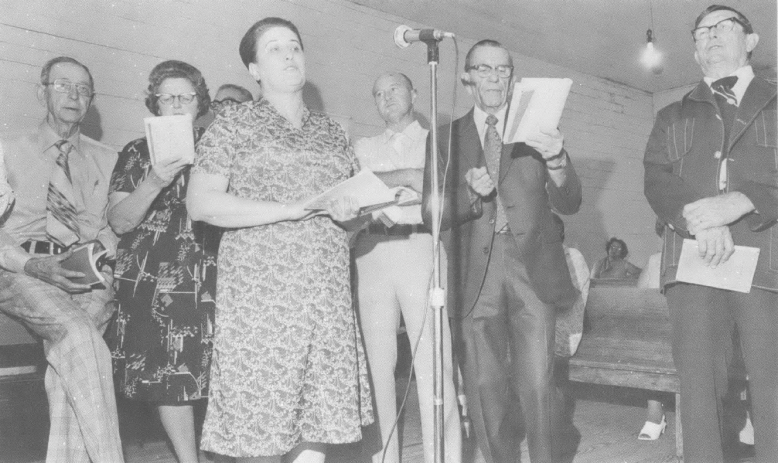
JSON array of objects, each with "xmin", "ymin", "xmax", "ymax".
[
  {"xmin": 324, "ymin": 196, "xmax": 360, "ymax": 222},
  {"xmin": 148, "ymin": 157, "xmax": 191, "ymax": 188}
]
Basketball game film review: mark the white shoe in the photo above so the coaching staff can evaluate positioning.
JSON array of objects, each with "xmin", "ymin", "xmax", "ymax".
[
  {"xmin": 739, "ymin": 412, "xmax": 754, "ymax": 445},
  {"xmin": 638, "ymin": 414, "xmax": 667, "ymax": 441}
]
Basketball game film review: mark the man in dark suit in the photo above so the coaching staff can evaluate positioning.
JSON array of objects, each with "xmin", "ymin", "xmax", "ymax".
[
  {"xmin": 644, "ymin": 5, "xmax": 777, "ymax": 462},
  {"xmin": 423, "ymin": 39, "xmax": 581, "ymax": 463}
]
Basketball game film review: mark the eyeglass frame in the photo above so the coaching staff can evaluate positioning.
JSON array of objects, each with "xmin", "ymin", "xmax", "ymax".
[
  {"xmin": 466, "ymin": 63, "xmax": 514, "ymax": 78},
  {"xmin": 691, "ymin": 16, "xmax": 749, "ymax": 42},
  {"xmin": 43, "ymin": 78, "xmax": 94, "ymax": 98},
  {"xmin": 211, "ymin": 97, "xmax": 243, "ymax": 108},
  {"xmin": 155, "ymin": 92, "xmax": 198, "ymax": 106}
]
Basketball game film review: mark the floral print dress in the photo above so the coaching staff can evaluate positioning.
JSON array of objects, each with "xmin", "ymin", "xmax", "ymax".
[
  {"xmin": 194, "ymin": 100, "xmax": 373, "ymax": 457},
  {"xmin": 109, "ymin": 128, "xmax": 220, "ymax": 403}
]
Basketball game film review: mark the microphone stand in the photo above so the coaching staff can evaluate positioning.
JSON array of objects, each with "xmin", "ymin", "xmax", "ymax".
[{"xmin": 422, "ymin": 38, "xmax": 446, "ymax": 463}]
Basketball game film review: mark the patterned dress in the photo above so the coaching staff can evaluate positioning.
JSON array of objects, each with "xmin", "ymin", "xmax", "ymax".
[
  {"xmin": 109, "ymin": 128, "xmax": 219, "ymax": 404},
  {"xmin": 194, "ymin": 100, "xmax": 373, "ymax": 457}
]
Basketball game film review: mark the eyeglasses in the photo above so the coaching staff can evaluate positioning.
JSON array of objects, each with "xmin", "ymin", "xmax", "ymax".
[
  {"xmin": 692, "ymin": 17, "xmax": 748, "ymax": 42},
  {"xmin": 156, "ymin": 92, "xmax": 197, "ymax": 105},
  {"xmin": 44, "ymin": 79, "xmax": 93, "ymax": 98},
  {"xmin": 211, "ymin": 97, "xmax": 243, "ymax": 109},
  {"xmin": 466, "ymin": 64, "xmax": 513, "ymax": 78}
]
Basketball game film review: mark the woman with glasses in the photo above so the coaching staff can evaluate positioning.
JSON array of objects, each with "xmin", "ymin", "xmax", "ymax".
[
  {"xmin": 107, "ymin": 60, "xmax": 219, "ymax": 463},
  {"xmin": 187, "ymin": 17, "xmax": 372, "ymax": 463}
]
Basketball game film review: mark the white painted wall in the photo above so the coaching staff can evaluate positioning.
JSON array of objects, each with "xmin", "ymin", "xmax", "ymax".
[{"xmin": 0, "ymin": 0, "xmax": 661, "ymax": 269}]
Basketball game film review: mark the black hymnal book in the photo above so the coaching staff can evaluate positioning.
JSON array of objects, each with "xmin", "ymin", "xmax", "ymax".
[{"xmin": 60, "ymin": 240, "xmax": 109, "ymax": 286}]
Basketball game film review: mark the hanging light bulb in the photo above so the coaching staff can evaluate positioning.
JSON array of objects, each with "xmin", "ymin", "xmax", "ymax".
[{"xmin": 641, "ymin": 29, "xmax": 663, "ymax": 74}]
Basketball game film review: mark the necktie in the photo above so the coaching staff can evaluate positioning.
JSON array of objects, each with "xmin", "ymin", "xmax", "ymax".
[
  {"xmin": 484, "ymin": 115, "xmax": 508, "ymax": 232},
  {"xmin": 711, "ymin": 76, "xmax": 738, "ymax": 106},
  {"xmin": 46, "ymin": 140, "xmax": 80, "ymax": 246}
]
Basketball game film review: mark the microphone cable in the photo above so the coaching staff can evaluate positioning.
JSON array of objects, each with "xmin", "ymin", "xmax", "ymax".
[{"xmin": 379, "ymin": 36, "xmax": 460, "ymax": 463}]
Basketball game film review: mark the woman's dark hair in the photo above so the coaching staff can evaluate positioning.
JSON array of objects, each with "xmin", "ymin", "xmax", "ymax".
[
  {"xmin": 239, "ymin": 17, "xmax": 304, "ymax": 69},
  {"xmin": 144, "ymin": 60, "xmax": 210, "ymax": 118},
  {"xmin": 606, "ymin": 237, "xmax": 628, "ymax": 259}
]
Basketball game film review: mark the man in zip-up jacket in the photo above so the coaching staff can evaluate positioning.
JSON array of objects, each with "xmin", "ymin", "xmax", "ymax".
[{"xmin": 644, "ymin": 5, "xmax": 777, "ymax": 462}]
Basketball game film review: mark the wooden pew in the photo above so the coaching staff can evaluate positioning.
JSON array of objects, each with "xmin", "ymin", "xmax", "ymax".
[{"xmin": 567, "ymin": 284, "xmax": 682, "ymax": 459}]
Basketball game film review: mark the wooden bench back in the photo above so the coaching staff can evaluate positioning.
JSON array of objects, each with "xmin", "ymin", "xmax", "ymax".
[{"xmin": 569, "ymin": 285, "xmax": 678, "ymax": 393}]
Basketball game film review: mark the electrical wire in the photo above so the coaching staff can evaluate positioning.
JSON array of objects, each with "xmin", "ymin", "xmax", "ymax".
[{"xmin": 378, "ymin": 36, "xmax": 461, "ymax": 463}]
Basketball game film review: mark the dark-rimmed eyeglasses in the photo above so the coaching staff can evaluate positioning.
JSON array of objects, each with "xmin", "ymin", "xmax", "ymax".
[
  {"xmin": 156, "ymin": 92, "xmax": 197, "ymax": 106},
  {"xmin": 692, "ymin": 17, "xmax": 748, "ymax": 42},
  {"xmin": 44, "ymin": 79, "xmax": 94, "ymax": 98},
  {"xmin": 466, "ymin": 64, "xmax": 514, "ymax": 78}
]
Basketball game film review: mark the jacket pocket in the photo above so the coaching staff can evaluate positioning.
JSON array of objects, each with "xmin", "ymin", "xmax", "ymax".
[
  {"xmin": 666, "ymin": 118, "xmax": 695, "ymax": 162},
  {"xmin": 755, "ymin": 110, "xmax": 777, "ymax": 148}
]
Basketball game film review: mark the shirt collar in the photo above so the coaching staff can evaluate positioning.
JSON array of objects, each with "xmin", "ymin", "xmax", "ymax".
[
  {"xmin": 473, "ymin": 104, "xmax": 508, "ymax": 139},
  {"xmin": 38, "ymin": 120, "xmax": 82, "ymax": 156},
  {"xmin": 383, "ymin": 120, "xmax": 426, "ymax": 143},
  {"xmin": 703, "ymin": 65, "xmax": 754, "ymax": 105}
]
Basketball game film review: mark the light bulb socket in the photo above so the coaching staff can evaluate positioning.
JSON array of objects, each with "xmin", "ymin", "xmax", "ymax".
[{"xmin": 646, "ymin": 29, "xmax": 654, "ymax": 43}]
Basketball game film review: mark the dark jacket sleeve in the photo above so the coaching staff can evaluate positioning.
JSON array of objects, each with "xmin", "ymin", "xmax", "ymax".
[
  {"xmin": 422, "ymin": 132, "xmax": 482, "ymax": 231},
  {"xmin": 545, "ymin": 149, "xmax": 582, "ymax": 215}
]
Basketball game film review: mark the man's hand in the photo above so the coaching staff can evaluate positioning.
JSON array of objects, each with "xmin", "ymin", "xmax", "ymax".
[
  {"xmin": 683, "ymin": 192, "xmax": 755, "ymax": 235},
  {"xmin": 694, "ymin": 225, "xmax": 735, "ymax": 268},
  {"xmin": 24, "ymin": 250, "xmax": 92, "ymax": 293},
  {"xmin": 465, "ymin": 167, "xmax": 496, "ymax": 197},
  {"xmin": 525, "ymin": 129, "xmax": 564, "ymax": 163}
]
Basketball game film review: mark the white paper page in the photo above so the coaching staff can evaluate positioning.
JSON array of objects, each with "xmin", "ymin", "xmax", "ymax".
[
  {"xmin": 504, "ymin": 78, "xmax": 572, "ymax": 144},
  {"xmin": 304, "ymin": 169, "xmax": 396, "ymax": 211},
  {"xmin": 675, "ymin": 239, "xmax": 760, "ymax": 293},
  {"xmin": 144, "ymin": 114, "xmax": 195, "ymax": 166}
]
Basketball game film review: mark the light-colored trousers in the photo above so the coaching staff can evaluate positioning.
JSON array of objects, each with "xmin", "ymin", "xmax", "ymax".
[
  {"xmin": 0, "ymin": 271, "xmax": 123, "ymax": 463},
  {"xmin": 355, "ymin": 232, "xmax": 461, "ymax": 463}
]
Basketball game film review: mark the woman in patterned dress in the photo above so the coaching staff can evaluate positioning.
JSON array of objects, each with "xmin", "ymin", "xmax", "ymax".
[
  {"xmin": 108, "ymin": 60, "xmax": 218, "ymax": 463},
  {"xmin": 187, "ymin": 17, "xmax": 372, "ymax": 463}
]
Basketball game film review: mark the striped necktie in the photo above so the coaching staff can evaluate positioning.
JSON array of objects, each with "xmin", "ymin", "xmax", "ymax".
[
  {"xmin": 711, "ymin": 76, "xmax": 738, "ymax": 106},
  {"xmin": 46, "ymin": 140, "xmax": 80, "ymax": 246}
]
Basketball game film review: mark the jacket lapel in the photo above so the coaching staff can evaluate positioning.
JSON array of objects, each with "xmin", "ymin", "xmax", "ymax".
[
  {"xmin": 730, "ymin": 77, "xmax": 777, "ymax": 148},
  {"xmin": 458, "ymin": 110, "xmax": 485, "ymax": 170}
]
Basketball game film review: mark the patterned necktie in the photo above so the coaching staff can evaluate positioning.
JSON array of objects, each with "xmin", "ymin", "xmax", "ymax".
[
  {"xmin": 46, "ymin": 140, "xmax": 80, "ymax": 246},
  {"xmin": 711, "ymin": 76, "xmax": 738, "ymax": 106},
  {"xmin": 484, "ymin": 115, "xmax": 508, "ymax": 232}
]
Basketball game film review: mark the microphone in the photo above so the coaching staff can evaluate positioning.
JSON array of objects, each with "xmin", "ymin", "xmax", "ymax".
[{"xmin": 394, "ymin": 25, "xmax": 455, "ymax": 48}]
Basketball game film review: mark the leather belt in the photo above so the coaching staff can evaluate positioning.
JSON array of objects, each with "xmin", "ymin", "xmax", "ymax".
[
  {"xmin": 21, "ymin": 240, "xmax": 65, "ymax": 255},
  {"xmin": 367, "ymin": 223, "xmax": 430, "ymax": 236}
]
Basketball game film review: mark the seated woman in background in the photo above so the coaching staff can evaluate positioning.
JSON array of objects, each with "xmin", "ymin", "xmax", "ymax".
[
  {"xmin": 108, "ymin": 60, "xmax": 219, "ymax": 463},
  {"xmin": 591, "ymin": 237, "xmax": 642, "ymax": 280},
  {"xmin": 187, "ymin": 17, "xmax": 372, "ymax": 463}
]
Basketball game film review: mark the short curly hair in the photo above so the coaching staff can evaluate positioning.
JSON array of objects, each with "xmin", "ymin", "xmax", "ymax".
[
  {"xmin": 144, "ymin": 60, "xmax": 210, "ymax": 118},
  {"xmin": 606, "ymin": 237, "xmax": 628, "ymax": 259}
]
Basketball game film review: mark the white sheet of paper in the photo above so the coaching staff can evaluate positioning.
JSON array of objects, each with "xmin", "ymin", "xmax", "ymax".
[
  {"xmin": 675, "ymin": 239, "xmax": 760, "ymax": 293},
  {"xmin": 304, "ymin": 169, "xmax": 395, "ymax": 212},
  {"xmin": 504, "ymin": 77, "xmax": 572, "ymax": 144},
  {"xmin": 144, "ymin": 114, "xmax": 195, "ymax": 166}
]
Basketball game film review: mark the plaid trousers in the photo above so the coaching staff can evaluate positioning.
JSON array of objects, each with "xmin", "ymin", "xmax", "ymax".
[{"xmin": 0, "ymin": 270, "xmax": 124, "ymax": 463}]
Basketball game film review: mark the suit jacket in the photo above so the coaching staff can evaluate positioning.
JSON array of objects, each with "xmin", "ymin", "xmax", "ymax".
[
  {"xmin": 644, "ymin": 76, "xmax": 778, "ymax": 290},
  {"xmin": 422, "ymin": 109, "xmax": 582, "ymax": 318}
]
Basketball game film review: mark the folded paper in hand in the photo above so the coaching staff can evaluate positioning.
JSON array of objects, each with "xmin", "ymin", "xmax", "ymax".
[
  {"xmin": 675, "ymin": 239, "xmax": 759, "ymax": 293},
  {"xmin": 304, "ymin": 169, "xmax": 416, "ymax": 214},
  {"xmin": 61, "ymin": 240, "xmax": 109, "ymax": 286},
  {"xmin": 144, "ymin": 114, "xmax": 195, "ymax": 166},
  {"xmin": 503, "ymin": 78, "xmax": 573, "ymax": 144}
]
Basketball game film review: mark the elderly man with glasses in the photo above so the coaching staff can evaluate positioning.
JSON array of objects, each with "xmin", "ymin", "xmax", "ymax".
[
  {"xmin": 0, "ymin": 56, "xmax": 123, "ymax": 462},
  {"xmin": 423, "ymin": 39, "xmax": 581, "ymax": 463},
  {"xmin": 644, "ymin": 5, "xmax": 777, "ymax": 462}
]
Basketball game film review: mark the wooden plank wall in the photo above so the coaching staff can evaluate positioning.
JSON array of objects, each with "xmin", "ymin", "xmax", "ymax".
[{"xmin": 0, "ymin": 0, "xmax": 661, "ymax": 267}]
